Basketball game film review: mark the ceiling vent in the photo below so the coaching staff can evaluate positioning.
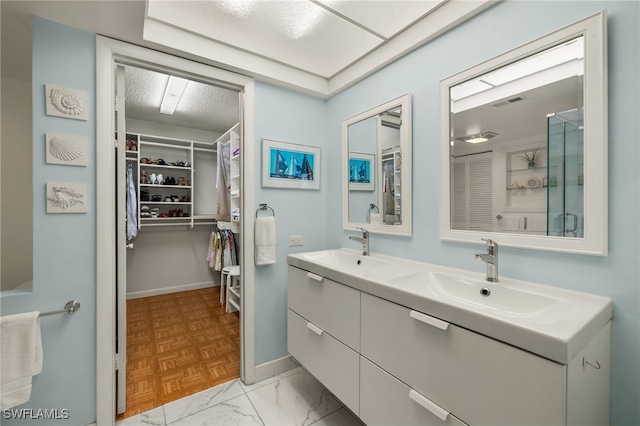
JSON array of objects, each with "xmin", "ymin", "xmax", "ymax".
[{"xmin": 493, "ymin": 96, "xmax": 525, "ymax": 108}]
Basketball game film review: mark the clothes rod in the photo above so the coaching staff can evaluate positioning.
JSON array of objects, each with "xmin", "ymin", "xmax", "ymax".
[{"xmin": 39, "ymin": 300, "xmax": 81, "ymax": 317}]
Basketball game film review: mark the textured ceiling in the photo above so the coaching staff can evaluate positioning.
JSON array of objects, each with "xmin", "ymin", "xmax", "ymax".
[
  {"xmin": 146, "ymin": 0, "xmax": 445, "ymax": 78},
  {"xmin": 124, "ymin": 66, "xmax": 240, "ymax": 133},
  {"xmin": 2, "ymin": 0, "xmax": 493, "ymax": 130}
]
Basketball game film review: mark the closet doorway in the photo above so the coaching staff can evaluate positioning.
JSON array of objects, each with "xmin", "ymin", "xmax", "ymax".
[{"xmin": 115, "ymin": 63, "xmax": 242, "ymax": 419}]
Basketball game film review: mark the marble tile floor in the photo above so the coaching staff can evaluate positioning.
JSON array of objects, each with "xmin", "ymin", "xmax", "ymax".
[{"xmin": 116, "ymin": 367, "xmax": 363, "ymax": 426}]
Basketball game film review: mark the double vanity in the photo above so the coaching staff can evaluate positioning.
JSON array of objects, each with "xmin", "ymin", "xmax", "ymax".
[
  {"xmin": 296, "ymin": 9, "xmax": 612, "ymax": 426},
  {"xmin": 287, "ymin": 248, "xmax": 612, "ymax": 425}
]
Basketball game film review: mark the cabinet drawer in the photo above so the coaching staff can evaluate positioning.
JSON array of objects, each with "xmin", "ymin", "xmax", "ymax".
[
  {"xmin": 288, "ymin": 266, "xmax": 360, "ymax": 350},
  {"xmin": 361, "ymin": 293, "xmax": 566, "ymax": 426},
  {"xmin": 360, "ymin": 357, "xmax": 468, "ymax": 426},
  {"xmin": 287, "ymin": 309, "xmax": 359, "ymax": 415}
]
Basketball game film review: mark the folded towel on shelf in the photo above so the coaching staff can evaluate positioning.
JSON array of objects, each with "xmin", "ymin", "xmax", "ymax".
[
  {"xmin": 0, "ymin": 312, "xmax": 43, "ymax": 409},
  {"xmin": 255, "ymin": 216, "xmax": 276, "ymax": 265}
]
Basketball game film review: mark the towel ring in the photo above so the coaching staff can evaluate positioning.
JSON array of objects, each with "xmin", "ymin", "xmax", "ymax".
[
  {"xmin": 256, "ymin": 203, "xmax": 275, "ymax": 218},
  {"xmin": 367, "ymin": 203, "xmax": 379, "ymax": 221}
]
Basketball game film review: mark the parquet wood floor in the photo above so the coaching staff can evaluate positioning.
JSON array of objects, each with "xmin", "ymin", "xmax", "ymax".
[{"xmin": 116, "ymin": 287, "xmax": 240, "ymax": 420}]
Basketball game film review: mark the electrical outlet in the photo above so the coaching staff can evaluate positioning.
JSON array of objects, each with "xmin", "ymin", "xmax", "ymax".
[{"xmin": 289, "ymin": 235, "xmax": 304, "ymax": 246}]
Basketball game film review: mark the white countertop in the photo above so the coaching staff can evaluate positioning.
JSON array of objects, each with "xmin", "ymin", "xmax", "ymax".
[{"xmin": 287, "ymin": 248, "xmax": 613, "ymax": 364}]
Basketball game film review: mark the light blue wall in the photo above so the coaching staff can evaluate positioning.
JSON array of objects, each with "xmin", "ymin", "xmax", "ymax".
[
  {"xmin": 5, "ymin": 3, "xmax": 638, "ymax": 424},
  {"xmin": 326, "ymin": 1, "xmax": 639, "ymax": 425},
  {"xmin": 0, "ymin": 18, "xmax": 96, "ymax": 425},
  {"xmin": 253, "ymin": 81, "xmax": 328, "ymax": 364}
]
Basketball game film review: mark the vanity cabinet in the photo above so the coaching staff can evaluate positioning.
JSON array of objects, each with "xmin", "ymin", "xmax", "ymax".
[
  {"xmin": 287, "ymin": 264, "xmax": 611, "ymax": 426},
  {"xmin": 361, "ymin": 292, "xmax": 564, "ymax": 425},
  {"xmin": 287, "ymin": 266, "xmax": 360, "ymax": 414},
  {"xmin": 360, "ymin": 357, "xmax": 467, "ymax": 426}
]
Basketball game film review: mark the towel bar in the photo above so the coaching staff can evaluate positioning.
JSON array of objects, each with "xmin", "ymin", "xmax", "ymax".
[
  {"xmin": 256, "ymin": 203, "xmax": 275, "ymax": 218},
  {"xmin": 39, "ymin": 300, "xmax": 81, "ymax": 317}
]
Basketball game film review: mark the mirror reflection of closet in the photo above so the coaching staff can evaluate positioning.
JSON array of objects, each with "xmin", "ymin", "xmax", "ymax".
[
  {"xmin": 1, "ymin": 2, "xmax": 33, "ymax": 292},
  {"xmin": 343, "ymin": 93, "xmax": 412, "ymax": 236}
]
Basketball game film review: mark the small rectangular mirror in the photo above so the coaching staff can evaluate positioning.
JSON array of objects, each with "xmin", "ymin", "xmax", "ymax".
[
  {"xmin": 343, "ymin": 93, "xmax": 412, "ymax": 236},
  {"xmin": 440, "ymin": 11, "xmax": 607, "ymax": 255}
]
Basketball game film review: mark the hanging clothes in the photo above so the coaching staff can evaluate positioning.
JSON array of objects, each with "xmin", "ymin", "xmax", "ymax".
[
  {"xmin": 216, "ymin": 142, "xmax": 231, "ymax": 221},
  {"xmin": 207, "ymin": 228, "xmax": 237, "ymax": 271},
  {"xmin": 384, "ymin": 163, "xmax": 395, "ymax": 216},
  {"xmin": 126, "ymin": 162, "xmax": 138, "ymax": 240}
]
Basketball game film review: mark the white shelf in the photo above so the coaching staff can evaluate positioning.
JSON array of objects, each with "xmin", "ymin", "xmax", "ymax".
[
  {"xmin": 139, "ymin": 164, "xmax": 192, "ymax": 171},
  {"xmin": 140, "ymin": 201, "xmax": 192, "ymax": 205},
  {"xmin": 140, "ymin": 184, "xmax": 192, "ymax": 189}
]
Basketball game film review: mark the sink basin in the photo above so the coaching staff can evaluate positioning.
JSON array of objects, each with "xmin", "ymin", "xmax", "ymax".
[
  {"xmin": 301, "ymin": 249, "xmax": 391, "ymax": 270},
  {"xmin": 288, "ymin": 248, "xmax": 612, "ymax": 364},
  {"xmin": 388, "ymin": 271, "xmax": 564, "ymax": 318}
]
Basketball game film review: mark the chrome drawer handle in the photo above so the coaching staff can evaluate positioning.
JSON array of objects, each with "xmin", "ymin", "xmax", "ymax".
[
  {"xmin": 409, "ymin": 389, "xmax": 450, "ymax": 421},
  {"xmin": 306, "ymin": 322, "xmax": 324, "ymax": 336},
  {"xmin": 409, "ymin": 310, "xmax": 449, "ymax": 330},
  {"xmin": 306, "ymin": 272, "xmax": 324, "ymax": 282}
]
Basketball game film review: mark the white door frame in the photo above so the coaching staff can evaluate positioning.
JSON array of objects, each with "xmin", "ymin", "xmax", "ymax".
[{"xmin": 95, "ymin": 36, "xmax": 256, "ymax": 425}]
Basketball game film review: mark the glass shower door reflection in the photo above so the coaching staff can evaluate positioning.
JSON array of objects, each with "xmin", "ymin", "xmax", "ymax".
[{"xmin": 547, "ymin": 109, "xmax": 584, "ymax": 237}]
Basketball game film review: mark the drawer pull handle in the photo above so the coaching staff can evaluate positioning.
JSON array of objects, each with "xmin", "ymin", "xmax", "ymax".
[
  {"xmin": 306, "ymin": 322, "xmax": 324, "ymax": 336},
  {"xmin": 409, "ymin": 310, "xmax": 449, "ymax": 330},
  {"xmin": 306, "ymin": 272, "xmax": 324, "ymax": 282},
  {"xmin": 409, "ymin": 389, "xmax": 450, "ymax": 421}
]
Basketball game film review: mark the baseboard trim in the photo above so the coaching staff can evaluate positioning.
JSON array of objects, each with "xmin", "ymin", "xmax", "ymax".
[
  {"xmin": 253, "ymin": 355, "xmax": 299, "ymax": 384},
  {"xmin": 126, "ymin": 281, "xmax": 217, "ymax": 299}
]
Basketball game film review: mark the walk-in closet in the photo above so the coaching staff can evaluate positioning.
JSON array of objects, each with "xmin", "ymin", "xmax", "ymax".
[{"xmin": 116, "ymin": 64, "xmax": 242, "ymax": 419}]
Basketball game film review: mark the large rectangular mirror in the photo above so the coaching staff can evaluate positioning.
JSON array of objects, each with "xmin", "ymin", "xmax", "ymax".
[
  {"xmin": 343, "ymin": 93, "xmax": 412, "ymax": 236},
  {"xmin": 1, "ymin": 3, "xmax": 33, "ymax": 291},
  {"xmin": 440, "ymin": 11, "xmax": 607, "ymax": 255}
]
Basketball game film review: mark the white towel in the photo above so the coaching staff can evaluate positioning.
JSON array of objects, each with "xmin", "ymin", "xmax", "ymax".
[
  {"xmin": 503, "ymin": 215, "xmax": 521, "ymax": 231},
  {"xmin": 369, "ymin": 213, "xmax": 382, "ymax": 224},
  {"xmin": 255, "ymin": 216, "xmax": 276, "ymax": 265},
  {"xmin": 0, "ymin": 312, "xmax": 43, "ymax": 409}
]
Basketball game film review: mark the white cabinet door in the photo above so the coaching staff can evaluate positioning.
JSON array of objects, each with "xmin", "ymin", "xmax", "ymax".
[
  {"xmin": 360, "ymin": 357, "xmax": 468, "ymax": 426},
  {"xmin": 288, "ymin": 309, "xmax": 360, "ymax": 415},
  {"xmin": 288, "ymin": 266, "xmax": 360, "ymax": 351},
  {"xmin": 361, "ymin": 293, "xmax": 566, "ymax": 426}
]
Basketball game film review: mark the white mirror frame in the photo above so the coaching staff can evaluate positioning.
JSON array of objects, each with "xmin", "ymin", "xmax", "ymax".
[
  {"xmin": 440, "ymin": 11, "xmax": 607, "ymax": 255},
  {"xmin": 343, "ymin": 93, "xmax": 412, "ymax": 236}
]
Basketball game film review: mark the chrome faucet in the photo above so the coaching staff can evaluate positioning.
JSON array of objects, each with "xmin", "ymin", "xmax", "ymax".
[
  {"xmin": 349, "ymin": 227, "xmax": 369, "ymax": 256},
  {"xmin": 475, "ymin": 238, "xmax": 499, "ymax": 282}
]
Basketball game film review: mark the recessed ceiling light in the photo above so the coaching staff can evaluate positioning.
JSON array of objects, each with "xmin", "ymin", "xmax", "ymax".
[
  {"xmin": 160, "ymin": 76, "xmax": 188, "ymax": 115},
  {"xmin": 457, "ymin": 131, "xmax": 499, "ymax": 144}
]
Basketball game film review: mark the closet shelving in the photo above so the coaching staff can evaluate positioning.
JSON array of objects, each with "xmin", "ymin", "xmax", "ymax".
[
  {"xmin": 382, "ymin": 148, "xmax": 402, "ymax": 224},
  {"xmin": 217, "ymin": 123, "xmax": 240, "ymax": 233},
  {"xmin": 128, "ymin": 133, "xmax": 217, "ymax": 228}
]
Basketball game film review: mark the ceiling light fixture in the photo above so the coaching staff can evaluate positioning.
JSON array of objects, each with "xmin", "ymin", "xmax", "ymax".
[
  {"xmin": 458, "ymin": 131, "xmax": 499, "ymax": 144},
  {"xmin": 160, "ymin": 76, "xmax": 188, "ymax": 115}
]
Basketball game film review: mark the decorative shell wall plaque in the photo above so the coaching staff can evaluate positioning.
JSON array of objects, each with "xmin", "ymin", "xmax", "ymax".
[
  {"xmin": 45, "ymin": 84, "xmax": 88, "ymax": 121},
  {"xmin": 46, "ymin": 133, "xmax": 87, "ymax": 166},
  {"xmin": 46, "ymin": 183, "xmax": 88, "ymax": 213}
]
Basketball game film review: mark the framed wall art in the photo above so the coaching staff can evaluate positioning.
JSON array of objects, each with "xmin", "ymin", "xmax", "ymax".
[
  {"xmin": 348, "ymin": 152, "xmax": 375, "ymax": 191},
  {"xmin": 262, "ymin": 139, "xmax": 320, "ymax": 190}
]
